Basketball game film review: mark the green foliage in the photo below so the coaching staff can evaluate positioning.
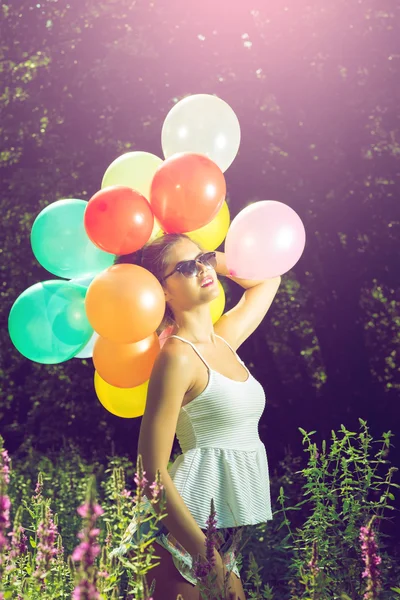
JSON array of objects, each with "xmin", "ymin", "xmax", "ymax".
[
  {"xmin": 272, "ymin": 419, "xmax": 399, "ymax": 599},
  {"xmin": 2, "ymin": 421, "xmax": 400, "ymax": 599}
]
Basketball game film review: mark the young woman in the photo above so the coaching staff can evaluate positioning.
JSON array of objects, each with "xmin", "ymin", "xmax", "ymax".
[{"xmin": 112, "ymin": 233, "xmax": 281, "ymax": 600}]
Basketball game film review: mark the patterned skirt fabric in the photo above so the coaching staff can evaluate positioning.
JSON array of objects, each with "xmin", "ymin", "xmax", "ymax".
[{"xmin": 110, "ymin": 499, "xmax": 246, "ymax": 586}]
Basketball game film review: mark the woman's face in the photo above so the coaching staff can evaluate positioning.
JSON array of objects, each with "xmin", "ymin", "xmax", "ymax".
[{"xmin": 161, "ymin": 238, "xmax": 219, "ymax": 312}]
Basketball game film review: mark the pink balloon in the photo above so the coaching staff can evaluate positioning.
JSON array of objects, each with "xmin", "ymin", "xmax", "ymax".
[
  {"xmin": 225, "ymin": 201, "xmax": 306, "ymax": 279},
  {"xmin": 158, "ymin": 325, "xmax": 174, "ymax": 348}
]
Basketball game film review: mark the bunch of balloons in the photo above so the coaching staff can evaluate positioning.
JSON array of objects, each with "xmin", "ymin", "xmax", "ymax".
[{"xmin": 8, "ymin": 93, "xmax": 306, "ymax": 419}]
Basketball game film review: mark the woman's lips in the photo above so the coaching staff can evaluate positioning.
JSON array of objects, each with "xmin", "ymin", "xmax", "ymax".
[{"xmin": 200, "ymin": 277, "xmax": 214, "ymax": 287}]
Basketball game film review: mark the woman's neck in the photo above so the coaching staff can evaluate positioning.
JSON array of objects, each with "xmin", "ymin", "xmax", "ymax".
[{"xmin": 170, "ymin": 325, "xmax": 217, "ymax": 346}]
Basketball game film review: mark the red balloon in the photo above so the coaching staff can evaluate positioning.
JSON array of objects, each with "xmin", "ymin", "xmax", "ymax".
[
  {"xmin": 84, "ymin": 185, "xmax": 154, "ymax": 255},
  {"xmin": 150, "ymin": 153, "xmax": 226, "ymax": 233}
]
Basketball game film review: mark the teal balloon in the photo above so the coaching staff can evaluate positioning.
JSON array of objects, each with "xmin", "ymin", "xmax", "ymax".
[
  {"xmin": 8, "ymin": 280, "xmax": 94, "ymax": 364},
  {"xmin": 72, "ymin": 275, "xmax": 95, "ymax": 288},
  {"xmin": 31, "ymin": 199, "xmax": 115, "ymax": 278}
]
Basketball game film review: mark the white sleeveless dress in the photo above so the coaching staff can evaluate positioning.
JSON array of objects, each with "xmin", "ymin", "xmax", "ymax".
[{"xmin": 165, "ymin": 334, "xmax": 272, "ymax": 529}]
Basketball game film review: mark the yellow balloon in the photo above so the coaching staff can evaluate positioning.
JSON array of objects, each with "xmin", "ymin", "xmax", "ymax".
[
  {"xmin": 186, "ymin": 201, "xmax": 230, "ymax": 251},
  {"xmin": 148, "ymin": 218, "xmax": 163, "ymax": 243},
  {"xmin": 210, "ymin": 280, "xmax": 225, "ymax": 324},
  {"xmin": 94, "ymin": 371, "xmax": 148, "ymax": 418},
  {"xmin": 101, "ymin": 151, "xmax": 164, "ymax": 244}
]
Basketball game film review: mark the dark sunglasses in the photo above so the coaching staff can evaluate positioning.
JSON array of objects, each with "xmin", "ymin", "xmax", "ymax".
[{"xmin": 162, "ymin": 251, "xmax": 217, "ymax": 281}]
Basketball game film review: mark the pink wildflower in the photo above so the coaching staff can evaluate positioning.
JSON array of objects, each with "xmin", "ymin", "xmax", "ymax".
[
  {"xmin": 73, "ymin": 503, "xmax": 103, "ymax": 568},
  {"xmin": 149, "ymin": 478, "xmax": 164, "ymax": 502},
  {"xmin": 0, "ymin": 495, "xmax": 11, "ymax": 553},
  {"xmin": 77, "ymin": 502, "xmax": 104, "ymax": 520},
  {"xmin": 134, "ymin": 470, "xmax": 148, "ymax": 489},
  {"xmin": 97, "ymin": 570, "xmax": 109, "ymax": 578},
  {"xmin": 360, "ymin": 520, "xmax": 382, "ymax": 600}
]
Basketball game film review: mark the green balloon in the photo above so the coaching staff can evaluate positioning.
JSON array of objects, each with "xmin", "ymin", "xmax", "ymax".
[
  {"xmin": 31, "ymin": 199, "xmax": 115, "ymax": 278},
  {"xmin": 8, "ymin": 280, "xmax": 93, "ymax": 364}
]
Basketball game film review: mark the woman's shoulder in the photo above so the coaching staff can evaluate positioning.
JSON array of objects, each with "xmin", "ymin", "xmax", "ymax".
[
  {"xmin": 158, "ymin": 336, "xmax": 196, "ymax": 367},
  {"xmin": 150, "ymin": 337, "xmax": 197, "ymax": 392}
]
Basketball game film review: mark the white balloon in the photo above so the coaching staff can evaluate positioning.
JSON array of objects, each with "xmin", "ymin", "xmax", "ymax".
[
  {"xmin": 162, "ymin": 94, "xmax": 241, "ymax": 173},
  {"xmin": 74, "ymin": 331, "xmax": 99, "ymax": 359}
]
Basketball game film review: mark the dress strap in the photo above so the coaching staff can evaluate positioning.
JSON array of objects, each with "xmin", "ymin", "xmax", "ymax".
[
  {"xmin": 165, "ymin": 335, "xmax": 211, "ymax": 371},
  {"xmin": 214, "ymin": 334, "xmax": 245, "ymax": 365}
]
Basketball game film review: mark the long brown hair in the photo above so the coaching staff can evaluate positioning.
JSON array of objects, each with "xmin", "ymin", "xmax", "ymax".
[{"xmin": 114, "ymin": 233, "xmax": 203, "ymax": 334}]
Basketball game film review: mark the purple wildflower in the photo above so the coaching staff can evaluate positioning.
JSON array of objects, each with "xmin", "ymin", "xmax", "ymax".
[
  {"xmin": 56, "ymin": 532, "xmax": 64, "ymax": 561},
  {"xmin": 0, "ymin": 442, "xmax": 11, "ymax": 552},
  {"xmin": 0, "ymin": 496, "xmax": 11, "ymax": 533},
  {"xmin": 134, "ymin": 471, "xmax": 148, "ymax": 489},
  {"xmin": 204, "ymin": 498, "xmax": 218, "ymax": 568},
  {"xmin": 72, "ymin": 579, "xmax": 101, "ymax": 600},
  {"xmin": 133, "ymin": 467, "xmax": 148, "ymax": 504},
  {"xmin": 72, "ymin": 535, "xmax": 101, "ymax": 566},
  {"xmin": 193, "ymin": 497, "xmax": 218, "ymax": 579},
  {"xmin": 0, "ymin": 439, "xmax": 11, "ymax": 585},
  {"xmin": 0, "ymin": 450, "xmax": 10, "ymax": 486},
  {"xmin": 33, "ymin": 504, "xmax": 59, "ymax": 588},
  {"xmin": 360, "ymin": 519, "xmax": 382, "ymax": 600},
  {"xmin": 307, "ymin": 539, "xmax": 320, "ymax": 575},
  {"xmin": 7, "ymin": 524, "xmax": 28, "ymax": 561},
  {"xmin": 33, "ymin": 472, "xmax": 43, "ymax": 502},
  {"xmin": 72, "ymin": 478, "xmax": 103, "ymax": 598},
  {"xmin": 104, "ymin": 525, "xmax": 112, "ymax": 548}
]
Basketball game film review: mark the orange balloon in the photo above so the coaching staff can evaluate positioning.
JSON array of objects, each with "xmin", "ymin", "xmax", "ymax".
[
  {"xmin": 85, "ymin": 264, "xmax": 165, "ymax": 343},
  {"xmin": 84, "ymin": 185, "xmax": 154, "ymax": 255},
  {"xmin": 150, "ymin": 152, "xmax": 226, "ymax": 233},
  {"xmin": 93, "ymin": 332, "xmax": 160, "ymax": 388}
]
